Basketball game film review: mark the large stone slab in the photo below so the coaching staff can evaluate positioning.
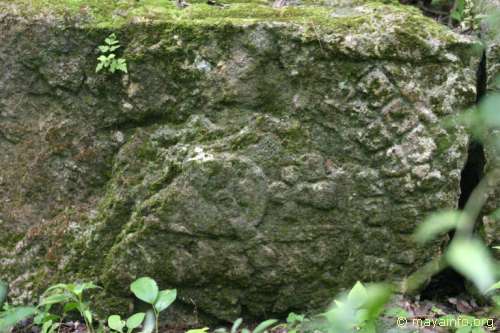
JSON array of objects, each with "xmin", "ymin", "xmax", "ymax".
[{"xmin": 0, "ymin": 0, "xmax": 478, "ymax": 321}]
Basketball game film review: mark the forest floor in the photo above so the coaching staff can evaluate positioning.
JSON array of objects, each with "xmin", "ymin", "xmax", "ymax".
[{"xmin": 10, "ymin": 293, "xmax": 500, "ymax": 333}]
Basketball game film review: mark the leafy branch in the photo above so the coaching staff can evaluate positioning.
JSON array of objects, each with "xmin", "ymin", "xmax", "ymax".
[{"xmin": 96, "ymin": 33, "xmax": 128, "ymax": 74}]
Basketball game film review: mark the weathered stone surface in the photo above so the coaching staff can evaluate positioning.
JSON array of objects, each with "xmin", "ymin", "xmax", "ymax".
[
  {"xmin": 475, "ymin": 1, "xmax": 500, "ymax": 256},
  {"xmin": 0, "ymin": 0, "xmax": 478, "ymax": 321},
  {"xmin": 478, "ymin": 0, "xmax": 500, "ymax": 94}
]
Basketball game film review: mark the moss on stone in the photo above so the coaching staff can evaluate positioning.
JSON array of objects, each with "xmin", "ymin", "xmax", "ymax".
[
  {"xmin": 0, "ymin": 0, "xmax": 480, "ymax": 322},
  {"xmin": 1, "ymin": 0, "xmax": 477, "ymax": 65},
  {"xmin": 2, "ymin": 0, "xmax": 400, "ymax": 26},
  {"xmin": 0, "ymin": 0, "xmax": 464, "ymax": 39}
]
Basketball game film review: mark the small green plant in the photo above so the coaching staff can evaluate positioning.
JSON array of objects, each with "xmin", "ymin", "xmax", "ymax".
[
  {"xmin": 271, "ymin": 312, "xmax": 308, "ymax": 333},
  {"xmin": 130, "ymin": 277, "xmax": 177, "ymax": 333},
  {"xmin": 35, "ymin": 312, "xmax": 61, "ymax": 333},
  {"xmin": 32, "ymin": 301, "xmax": 62, "ymax": 333},
  {"xmin": 285, "ymin": 312, "xmax": 307, "ymax": 333},
  {"xmin": 38, "ymin": 282, "xmax": 100, "ymax": 333},
  {"xmin": 313, "ymin": 281, "xmax": 392, "ymax": 333},
  {"xmin": 108, "ymin": 312, "xmax": 146, "ymax": 333},
  {"xmin": 0, "ymin": 278, "xmax": 175, "ymax": 333},
  {"xmin": 96, "ymin": 33, "xmax": 127, "ymax": 74}
]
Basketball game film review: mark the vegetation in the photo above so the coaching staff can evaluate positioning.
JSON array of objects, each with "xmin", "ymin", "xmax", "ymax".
[
  {"xmin": 36, "ymin": 282, "xmax": 101, "ymax": 333},
  {"xmin": 1, "ymin": 273, "xmax": 496, "ymax": 332},
  {"xmin": 129, "ymin": 277, "xmax": 177, "ymax": 333},
  {"xmin": 96, "ymin": 34, "xmax": 128, "ymax": 74},
  {"xmin": 0, "ymin": 278, "xmax": 177, "ymax": 333},
  {"xmin": 108, "ymin": 312, "xmax": 146, "ymax": 333}
]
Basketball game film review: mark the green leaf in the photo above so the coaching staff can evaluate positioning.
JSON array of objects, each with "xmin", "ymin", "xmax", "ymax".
[
  {"xmin": 322, "ymin": 303, "xmax": 357, "ymax": 332},
  {"xmin": 40, "ymin": 293, "xmax": 71, "ymax": 306},
  {"xmin": 130, "ymin": 277, "xmax": 159, "ymax": 304},
  {"xmin": 359, "ymin": 321, "xmax": 377, "ymax": 333},
  {"xmin": 253, "ymin": 319, "xmax": 278, "ymax": 333},
  {"xmin": 487, "ymin": 281, "xmax": 500, "ymax": 292},
  {"xmin": 49, "ymin": 323, "xmax": 60, "ymax": 333},
  {"xmin": 33, "ymin": 311, "xmax": 58, "ymax": 325},
  {"xmin": 117, "ymin": 62, "xmax": 128, "ymax": 74},
  {"xmin": 108, "ymin": 315, "xmax": 125, "ymax": 333},
  {"xmin": 362, "ymin": 284, "xmax": 392, "ymax": 320},
  {"xmin": 230, "ymin": 318, "xmax": 243, "ymax": 333},
  {"xmin": 286, "ymin": 312, "xmax": 305, "ymax": 325},
  {"xmin": 65, "ymin": 284, "xmax": 78, "ymax": 294},
  {"xmin": 446, "ymin": 238, "xmax": 496, "ymax": 293},
  {"xmin": 33, "ymin": 312, "xmax": 45, "ymax": 325},
  {"xmin": 115, "ymin": 58, "xmax": 127, "ymax": 71},
  {"xmin": 154, "ymin": 289, "xmax": 176, "ymax": 312},
  {"xmin": 213, "ymin": 329, "xmax": 227, "ymax": 333},
  {"xmin": 109, "ymin": 45, "xmax": 121, "ymax": 52},
  {"xmin": 347, "ymin": 281, "xmax": 367, "ymax": 309},
  {"xmin": 186, "ymin": 328, "xmax": 210, "ymax": 333},
  {"xmin": 43, "ymin": 283, "xmax": 69, "ymax": 294},
  {"xmin": 355, "ymin": 308, "xmax": 368, "ymax": 323},
  {"xmin": 63, "ymin": 301, "xmax": 79, "ymax": 313},
  {"xmin": 41, "ymin": 320, "xmax": 53, "ymax": 333},
  {"xmin": 73, "ymin": 282, "xmax": 99, "ymax": 297},
  {"xmin": 84, "ymin": 309, "xmax": 92, "ymax": 326},
  {"xmin": 98, "ymin": 45, "xmax": 110, "ymax": 53},
  {"xmin": 414, "ymin": 210, "xmax": 461, "ymax": 243},
  {"xmin": 0, "ymin": 306, "xmax": 37, "ymax": 332},
  {"xmin": 126, "ymin": 313, "xmax": 145, "ymax": 330},
  {"xmin": 105, "ymin": 34, "xmax": 119, "ymax": 45}
]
